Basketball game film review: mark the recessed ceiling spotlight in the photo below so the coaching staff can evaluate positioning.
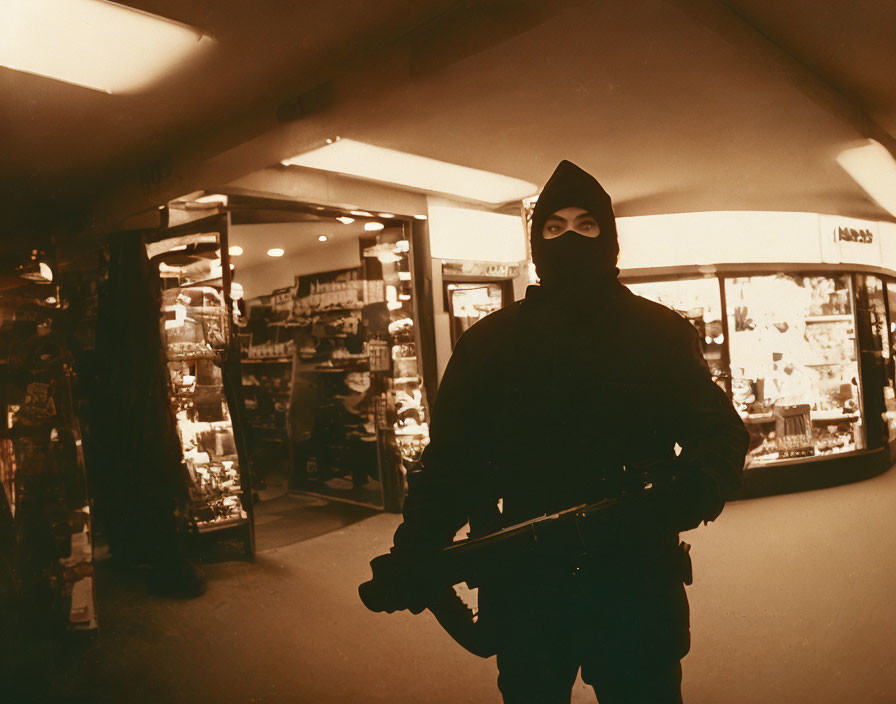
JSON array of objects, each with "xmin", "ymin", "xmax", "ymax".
[
  {"xmin": 414, "ymin": 214, "xmax": 428, "ymax": 221},
  {"xmin": 229, "ymin": 263, "xmax": 235, "ymax": 270},
  {"xmin": 228, "ymin": 245, "xmax": 243, "ymax": 256},
  {"xmin": 318, "ymin": 235, "xmax": 328, "ymax": 242},
  {"xmin": 364, "ymin": 222, "xmax": 385, "ymax": 232},
  {"xmin": 336, "ymin": 216, "xmax": 355, "ymax": 225},
  {"xmin": 378, "ymin": 213, "xmax": 394, "ymax": 218},
  {"xmin": 267, "ymin": 248, "xmax": 285, "ymax": 257},
  {"xmin": 350, "ymin": 210, "xmax": 373, "ymax": 217}
]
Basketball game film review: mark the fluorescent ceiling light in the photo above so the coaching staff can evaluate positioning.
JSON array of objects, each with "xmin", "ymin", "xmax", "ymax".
[
  {"xmin": 2, "ymin": 0, "xmax": 214, "ymax": 94},
  {"xmin": 318, "ymin": 235, "xmax": 328, "ymax": 242},
  {"xmin": 350, "ymin": 210, "xmax": 373, "ymax": 217},
  {"xmin": 364, "ymin": 222, "xmax": 385, "ymax": 232},
  {"xmin": 228, "ymin": 246, "xmax": 243, "ymax": 256},
  {"xmin": 336, "ymin": 216, "xmax": 355, "ymax": 225},
  {"xmin": 196, "ymin": 193, "xmax": 228, "ymax": 205},
  {"xmin": 836, "ymin": 139, "xmax": 896, "ymax": 218},
  {"xmin": 282, "ymin": 139, "xmax": 538, "ymax": 205},
  {"xmin": 378, "ymin": 213, "xmax": 394, "ymax": 219},
  {"xmin": 267, "ymin": 248, "xmax": 285, "ymax": 257},
  {"xmin": 414, "ymin": 214, "xmax": 428, "ymax": 221}
]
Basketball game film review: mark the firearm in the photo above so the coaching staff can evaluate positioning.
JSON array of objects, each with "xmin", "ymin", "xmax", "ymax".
[{"xmin": 359, "ymin": 475, "xmax": 685, "ymax": 657}]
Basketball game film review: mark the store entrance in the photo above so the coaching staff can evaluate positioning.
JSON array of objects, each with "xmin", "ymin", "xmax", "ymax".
[{"xmin": 226, "ymin": 197, "xmax": 429, "ymax": 548}]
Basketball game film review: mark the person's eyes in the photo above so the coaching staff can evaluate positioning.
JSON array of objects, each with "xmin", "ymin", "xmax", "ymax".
[
  {"xmin": 545, "ymin": 223, "xmax": 563, "ymax": 233},
  {"xmin": 579, "ymin": 220, "xmax": 598, "ymax": 232}
]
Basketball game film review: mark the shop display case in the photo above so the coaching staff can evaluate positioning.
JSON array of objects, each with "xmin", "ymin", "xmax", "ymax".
[
  {"xmin": 445, "ymin": 281, "xmax": 511, "ymax": 349},
  {"xmin": 624, "ymin": 267, "xmax": 896, "ymax": 483},
  {"xmin": 0, "ymin": 278, "xmax": 98, "ymax": 631},
  {"xmin": 237, "ymin": 223, "xmax": 430, "ymax": 511},
  {"xmin": 148, "ymin": 216, "xmax": 254, "ymax": 553},
  {"xmin": 724, "ymin": 274, "xmax": 863, "ymax": 465}
]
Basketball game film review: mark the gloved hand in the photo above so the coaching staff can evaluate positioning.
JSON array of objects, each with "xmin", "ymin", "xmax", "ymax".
[
  {"xmin": 358, "ymin": 551, "xmax": 440, "ymax": 615},
  {"xmin": 658, "ymin": 470, "xmax": 724, "ymax": 533}
]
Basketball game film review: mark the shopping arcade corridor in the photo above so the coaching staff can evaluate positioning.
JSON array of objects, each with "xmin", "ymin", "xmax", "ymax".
[{"xmin": 8, "ymin": 461, "xmax": 895, "ymax": 704}]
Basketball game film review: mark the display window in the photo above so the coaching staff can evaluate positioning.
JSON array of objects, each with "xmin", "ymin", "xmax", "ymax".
[
  {"xmin": 724, "ymin": 273, "xmax": 863, "ymax": 465},
  {"xmin": 886, "ymin": 282, "xmax": 896, "ymax": 439},
  {"xmin": 445, "ymin": 281, "xmax": 511, "ymax": 348},
  {"xmin": 626, "ymin": 277, "xmax": 728, "ymax": 390},
  {"xmin": 855, "ymin": 275, "xmax": 894, "ymax": 445},
  {"xmin": 148, "ymin": 224, "xmax": 253, "ymax": 549},
  {"xmin": 231, "ymin": 204, "xmax": 430, "ymax": 510}
]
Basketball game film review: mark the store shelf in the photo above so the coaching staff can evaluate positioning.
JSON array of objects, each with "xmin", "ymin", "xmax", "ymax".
[
  {"xmin": 742, "ymin": 410, "xmax": 859, "ymax": 423},
  {"xmin": 196, "ymin": 516, "xmax": 248, "ymax": 534},
  {"xmin": 168, "ymin": 351, "xmax": 219, "ymax": 362},
  {"xmin": 804, "ymin": 314, "xmax": 853, "ymax": 324},
  {"xmin": 811, "ymin": 410, "xmax": 859, "ymax": 422}
]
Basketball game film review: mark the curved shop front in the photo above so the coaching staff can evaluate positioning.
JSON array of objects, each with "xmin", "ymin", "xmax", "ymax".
[{"xmin": 616, "ymin": 211, "xmax": 896, "ymax": 495}]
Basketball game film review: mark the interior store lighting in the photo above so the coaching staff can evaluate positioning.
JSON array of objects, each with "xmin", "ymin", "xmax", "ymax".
[
  {"xmin": 281, "ymin": 139, "xmax": 538, "ymax": 205},
  {"xmin": 364, "ymin": 222, "xmax": 385, "ymax": 232},
  {"xmin": 336, "ymin": 216, "xmax": 355, "ymax": 225},
  {"xmin": 318, "ymin": 235, "xmax": 328, "ymax": 242},
  {"xmin": 350, "ymin": 210, "xmax": 373, "ymax": 217},
  {"xmin": 228, "ymin": 246, "xmax": 243, "ymax": 256},
  {"xmin": 195, "ymin": 194, "xmax": 228, "ymax": 205},
  {"xmin": 836, "ymin": 139, "xmax": 896, "ymax": 218},
  {"xmin": 413, "ymin": 215, "xmax": 428, "ymax": 221},
  {"xmin": 267, "ymin": 248, "xmax": 285, "ymax": 257},
  {"xmin": 378, "ymin": 213, "xmax": 394, "ymax": 219},
  {"xmin": 2, "ymin": 0, "xmax": 215, "ymax": 94}
]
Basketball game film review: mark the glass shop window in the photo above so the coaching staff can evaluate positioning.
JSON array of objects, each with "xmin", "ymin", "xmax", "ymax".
[
  {"xmin": 626, "ymin": 277, "xmax": 727, "ymax": 390},
  {"xmin": 725, "ymin": 274, "xmax": 864, "ymax": 465},
  {"xmin": 855, "ymin": 275, "xmax": 895, "ymax": 444},
  {"xmin": 886, "ymin": 281, "xmax": 896, "ymax": 439}
]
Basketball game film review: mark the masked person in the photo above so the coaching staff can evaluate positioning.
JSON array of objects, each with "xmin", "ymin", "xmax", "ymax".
[{"xmin": 377, "ymin": 161, "xmax": 749, "ymax": 703}]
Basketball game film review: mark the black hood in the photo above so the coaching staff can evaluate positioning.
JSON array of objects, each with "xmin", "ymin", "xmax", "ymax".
[{"xmin": 530, "ymin": 160, "xmax": 619, "ymax": 288}]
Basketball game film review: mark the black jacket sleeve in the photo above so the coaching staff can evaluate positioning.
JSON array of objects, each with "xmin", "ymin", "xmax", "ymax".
[
  {"xmin": 666, "ymin": 325, "xmax": 750, "ymax": 525},
  {"xmin": 391, "ymin": 335, "xmax": 483, "ymax": 554}
]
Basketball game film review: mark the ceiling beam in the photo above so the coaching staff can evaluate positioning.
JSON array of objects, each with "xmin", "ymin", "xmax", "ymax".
[{"xmin": 668, "ymin": 0, "xmax": 896, "ymax": 157}]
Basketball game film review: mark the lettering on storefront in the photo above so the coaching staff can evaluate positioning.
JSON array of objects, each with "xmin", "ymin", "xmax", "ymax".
[
  {"xmin": 441, "ymin": 261, "xmax": 521, "ymax": 278},
  {"xmin": 835, "ymin": 226, "xmax": 874, "ymax": 244}
]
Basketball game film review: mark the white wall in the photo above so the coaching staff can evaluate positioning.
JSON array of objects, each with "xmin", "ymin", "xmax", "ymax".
[{"xmin": 426, "ymin": 197, "xmax": 528, "ymax": 263}]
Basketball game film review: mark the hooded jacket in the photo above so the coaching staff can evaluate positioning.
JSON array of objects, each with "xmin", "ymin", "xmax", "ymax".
[
  {"xmin": 389, "ymin": 160, "xmax": 749, "ymax": 652},
  {"xmin": 529, "ymin": 159, "xmax": 620, "ymax": 288}
]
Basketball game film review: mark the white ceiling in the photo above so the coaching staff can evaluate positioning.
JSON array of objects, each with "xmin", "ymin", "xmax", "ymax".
[{"xmin": 3, "ymin": 0, "xmax": 896, "ymax": 238}]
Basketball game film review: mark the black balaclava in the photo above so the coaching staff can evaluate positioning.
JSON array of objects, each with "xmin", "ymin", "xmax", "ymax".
[{"xmin": 530, "ymin": 160, "xmax": 619, "ymax": 289}]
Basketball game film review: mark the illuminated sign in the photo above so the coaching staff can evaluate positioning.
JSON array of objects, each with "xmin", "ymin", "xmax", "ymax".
[
  {"xmin": 836, "ymin": 226, "xmax": 874, "ymax": 244},
  {"xmin": 442, "ymin": 261, "xmax": 521, "ymax": 278}
]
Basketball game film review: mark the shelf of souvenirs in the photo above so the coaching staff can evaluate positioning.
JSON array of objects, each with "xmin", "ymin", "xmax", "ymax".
[
  {"xmin": 804, "ymin": 314, "xmax": 853, "ymax": 324},
  {"xmin": 741, "ymin": 408, "xmax": 860, "ymax": 424},
  {"xmin": 194, "ymin": 495, "xmax": 248, "ymax": 533},
  {"xmin": 270, "ymin": 306, "xmax": 365, "ymax": 327},
  {"xmin": 58, "ymin": 505, "xmax": 96, "ymax": 630},
  {"xmin": 167, "ymin": 344, "xmax": 221, "ymax": 361}
]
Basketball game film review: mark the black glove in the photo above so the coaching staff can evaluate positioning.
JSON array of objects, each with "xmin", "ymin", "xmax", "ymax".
[
  {"xmin": 659, "ymin": 470, "xmax": 724, "ymax": 533},
  {"xmin": 358, "ymin": 551, "xmax": 440, "ymax": 615}
]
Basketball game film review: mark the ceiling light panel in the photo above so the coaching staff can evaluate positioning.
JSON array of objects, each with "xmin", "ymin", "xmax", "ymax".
[
  {"xmin": 2, "ymin": 0, "xmax": 214, "ymax": 94},
  {"xmin": 282, "ymin": 139, "xmax": 537, "ymax": 205}
]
